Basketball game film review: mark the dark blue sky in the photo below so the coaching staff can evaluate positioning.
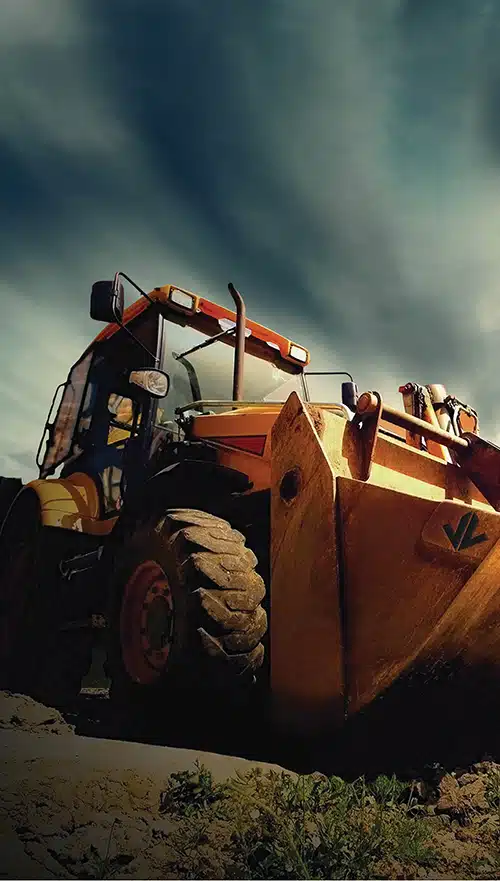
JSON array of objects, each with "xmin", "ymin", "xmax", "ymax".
[{"xmin": 2, "ymin": 0, "xmax": 500, "ymax": 477}]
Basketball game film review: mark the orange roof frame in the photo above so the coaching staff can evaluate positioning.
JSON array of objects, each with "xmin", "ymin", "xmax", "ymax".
[{"xmin": 88, "ymin": 284, "xmax": 310, "ymax": 366}]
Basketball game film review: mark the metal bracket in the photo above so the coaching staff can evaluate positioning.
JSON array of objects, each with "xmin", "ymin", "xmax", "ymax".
[
  {"xmin": 352, "ymin": 391, "xmax": 383, "ymax": 481},
  {"xmin": 59, "ymin": 547, "xmax": 104, "ymax": 581}
]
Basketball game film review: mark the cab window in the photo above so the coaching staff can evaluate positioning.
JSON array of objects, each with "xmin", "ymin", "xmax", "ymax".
[
  {"xmin": 39, "ymin": 351, "xmax": 94, "ymax": 477},
  {"xmin": 41, "ymin": 307, "xmax": 160, "ymax": 490},
  {"xmin": 99, "ymin": 394, "xmax": 139, "ymax": 513}
]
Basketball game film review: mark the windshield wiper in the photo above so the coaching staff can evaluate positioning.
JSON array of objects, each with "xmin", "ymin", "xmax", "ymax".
[{"xmin": 173, "ymin": 327, "xmax": 235, "ymax": 361}]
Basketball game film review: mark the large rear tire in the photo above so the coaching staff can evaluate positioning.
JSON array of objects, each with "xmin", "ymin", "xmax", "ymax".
[
  {"xmin": 107, "ymin": 508, "xmax": 267, "ymax": 721},
  {"xmin": 0, "ymin": 490, "xmax": 92, "ymax": 706}
]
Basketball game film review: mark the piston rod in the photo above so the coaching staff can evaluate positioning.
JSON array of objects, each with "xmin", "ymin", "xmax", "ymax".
[{"xmin": 356, "ymin": 392, "xmax": 469, "ymax": 453}]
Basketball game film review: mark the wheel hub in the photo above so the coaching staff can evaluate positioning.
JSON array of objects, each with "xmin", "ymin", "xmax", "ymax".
[
  {"xmin": 120, "ymin": 560, "xmax": 174, "ymax": 685},
  {"xmin": 143, "ymin": 595, "xmax": 172, "ymax": 653}
]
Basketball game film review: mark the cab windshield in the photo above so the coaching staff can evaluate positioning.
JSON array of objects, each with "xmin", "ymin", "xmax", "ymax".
[{"xmin": 159, "ymin": 319, "xmax": 304, "ymax": 422}]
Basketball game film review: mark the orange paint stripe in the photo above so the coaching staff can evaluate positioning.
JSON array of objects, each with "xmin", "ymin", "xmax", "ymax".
[{"xmin": 204, "ymin": 435, "xmax": 267, "ymax": 456}]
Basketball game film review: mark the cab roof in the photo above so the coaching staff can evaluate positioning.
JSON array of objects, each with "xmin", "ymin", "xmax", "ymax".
[{"xmin": 88, "ymin": 283, "xmax": 310, "ymax": 368}]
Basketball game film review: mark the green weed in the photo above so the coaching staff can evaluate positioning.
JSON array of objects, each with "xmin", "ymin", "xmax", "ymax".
[
  {"xmin": 159, "ymin": 764, "xmax": 437, "ymax": 879},
  {"xmin": 159, "ymin": 760, "xmax": 230, "ymax": 817}
]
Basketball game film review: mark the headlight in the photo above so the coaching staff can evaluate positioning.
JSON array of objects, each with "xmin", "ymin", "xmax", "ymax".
[
  {"xmin": 218, "ymin": 318, "xmax": 252, "ymax": 337},
  {"xmin": 289, "ymin": 343, "xmax": 309, "ymax": 364},
  {"xmin": 129, "ymin": 369, "xmax": 170, "ymax": 398},
  {"xmin": 169, "ymin": 288, "xmax": 197, "ymax": 311}
]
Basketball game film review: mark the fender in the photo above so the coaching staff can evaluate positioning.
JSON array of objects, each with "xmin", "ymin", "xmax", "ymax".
[
  {"xmin": 24, "ymin": 461, "xmax": 251, "ymax": 538},
  {"xmin": 154, "ymin": 459, "xmax": 253, "ymax": 493},
  {"xmin": 121, "ymin": 458, "xmax": 253, "ymax": 527},
  {"xmin": 24, "ymin": 472, "xmax": 116, "ymax": 536},
  {"xmin": 147, "ymin": 459, "xmax": 253, "ymax": 508}
]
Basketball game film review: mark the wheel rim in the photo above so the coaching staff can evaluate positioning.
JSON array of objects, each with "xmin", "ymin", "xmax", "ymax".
[{"xmin": 120, "ymin": 559, "xmax": 174, "ymax": 685}]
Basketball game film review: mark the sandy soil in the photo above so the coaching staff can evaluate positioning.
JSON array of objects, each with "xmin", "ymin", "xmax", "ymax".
[{"xmin": 0, "ymin": 690, "xmax": 291, "ymax": 879}]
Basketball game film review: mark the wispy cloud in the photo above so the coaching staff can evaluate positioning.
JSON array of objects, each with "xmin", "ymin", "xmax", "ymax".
[{"xmin": 2, "ymin": 0, "xmax": 500, "ymax": 480}]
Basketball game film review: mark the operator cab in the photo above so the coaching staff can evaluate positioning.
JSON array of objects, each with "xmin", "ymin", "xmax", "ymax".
[
  {"xmin": 36, "ymin": 276, "xmax": 314, "ymax": 519},
  {"xmin": 37, "ymin": 304, "xmax": 167, "ymax": 517}
]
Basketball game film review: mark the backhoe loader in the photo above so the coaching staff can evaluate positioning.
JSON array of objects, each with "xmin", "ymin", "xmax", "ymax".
[{"xmin": 1, "ymin": 272, "xmax": 500, "ymax": 768}]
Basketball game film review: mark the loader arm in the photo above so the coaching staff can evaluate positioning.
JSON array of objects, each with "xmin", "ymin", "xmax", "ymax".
[{"xmin": 355, "ymin": 391, "xmax": 500, "ymax": 512}]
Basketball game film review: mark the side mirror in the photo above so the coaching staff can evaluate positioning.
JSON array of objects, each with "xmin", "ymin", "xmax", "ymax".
[
  {"xmin": 128, "ymin": 368, "xmax": 170, "ymax": 399},
  {"xmin": 90, "ymin": 277, "xmax": 124, "ymax": 323}
]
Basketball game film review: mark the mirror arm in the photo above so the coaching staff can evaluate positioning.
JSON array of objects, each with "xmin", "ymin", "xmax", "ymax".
[
  {"xmin": 115, "ymin": 271, "xmax": 157, "ymax": 309},
  {"xmin": 111, "ymin": 298, "xmax": 159, "ymax": 367}
]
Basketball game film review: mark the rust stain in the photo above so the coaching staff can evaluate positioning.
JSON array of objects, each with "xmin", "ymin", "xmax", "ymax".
[{"xmin": 307, "ymin": 406, "xmax": 326, "ymax": 439}]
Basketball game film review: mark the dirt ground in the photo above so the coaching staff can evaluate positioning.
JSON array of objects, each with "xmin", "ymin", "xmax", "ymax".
[
  {"xmin": 0, "ymin": 690, "xmax": 293, "ymax": 879},
  {"xmin": 3, "ymin": 690, "xmax": 500, "ymax": 879}
]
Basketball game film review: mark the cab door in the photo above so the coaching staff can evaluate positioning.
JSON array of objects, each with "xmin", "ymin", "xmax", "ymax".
[{"xmin": 42, "ymin": 307, "xmax": 163, "ymax": 519}]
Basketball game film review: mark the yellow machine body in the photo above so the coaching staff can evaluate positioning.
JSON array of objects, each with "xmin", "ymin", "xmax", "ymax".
[
  {"xmin": 25, "ymin": 473, "xmax": 116, "ymax": 536},
  {"xmin": 188, "ymin": 406, "xmax": 281, "ymax": 492},
  {"xmin": 26, "ymin": 385, "xmax": 500, "ymax": 744},
  {"xmin": 269, "ymin": 392, "xmax": 500, "ymax": 738},
  {"xmin": 19, "ymin": 282, "xmax": 500, "ymax": 749}
]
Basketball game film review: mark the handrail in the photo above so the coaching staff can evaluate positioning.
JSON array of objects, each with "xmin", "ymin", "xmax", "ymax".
[{"xmin": 175, "ymin": 399, "xmax": 351, "ymax": 416}]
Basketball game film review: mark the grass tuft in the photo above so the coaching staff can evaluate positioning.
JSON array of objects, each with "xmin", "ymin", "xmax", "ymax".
[
  {"xmin": 159, "ymin": 760, "xmax": 230, "ymax": 817},
  {"xmin": 158, "ymin": 764, "xmax": 438, "ymax": 879}
]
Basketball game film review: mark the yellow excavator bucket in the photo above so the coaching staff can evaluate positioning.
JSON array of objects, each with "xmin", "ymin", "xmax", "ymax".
[{"xmin": 270, "ymin": 391, "xmax": 500, "ymax": 764}]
